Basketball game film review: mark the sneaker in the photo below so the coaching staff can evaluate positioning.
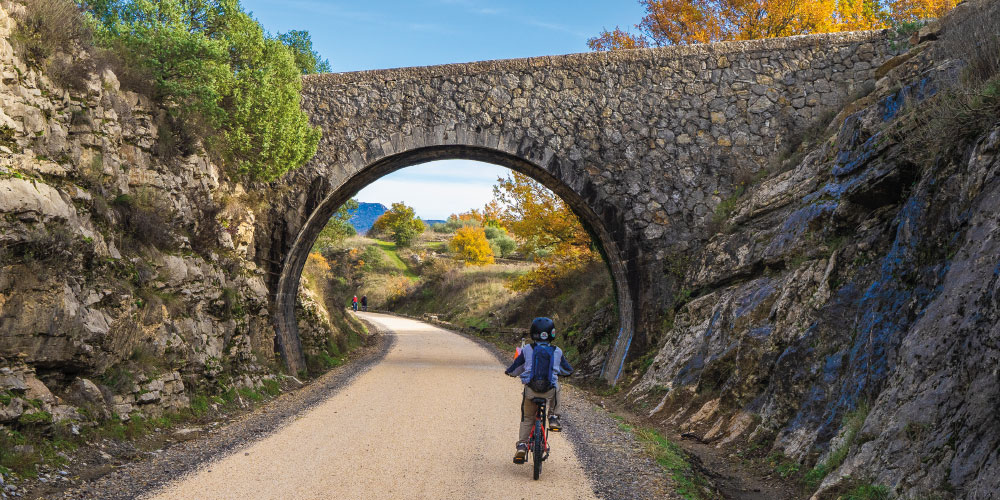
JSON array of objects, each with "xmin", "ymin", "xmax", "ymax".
[
  {"xmin": 513, "ymin": 442, "xmax": 528, "ymax": 464},
  {"xmin": 548, "ymin": 414, "xmax": 562, "ymax": 432}
]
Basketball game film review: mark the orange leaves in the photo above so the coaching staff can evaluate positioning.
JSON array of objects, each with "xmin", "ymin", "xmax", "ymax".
[
  {"xmin": 592, "ymin": 0, "xmax": 957, "ymax": 49},
  {"xmin": 449, "ymin": 226, "xmax": 495, "ymax": 266},
  {"xmin": 508, "ymin": 245, "xmax": 594, "ymax": 291},
  {"xmin": 491, "ymin": 172, "xmax": 597, "ymax": 290},
  {"xmin": 307, "ymin": 252, "xmax": 331, "ymax": 273},
  {"xmin": 639, "ymin": 0, "xmax": 721, "ymax": 45},
  {"xmin": 588, "ymin": 26, "xmax": 651, "ymax": 51},
  {"xmin": 885, "ymin": 0, "xmax": 957, "ymax": 23},
  {"xmin": 492, "ymin": 173, "xmax": 592, "ymax": 257}
]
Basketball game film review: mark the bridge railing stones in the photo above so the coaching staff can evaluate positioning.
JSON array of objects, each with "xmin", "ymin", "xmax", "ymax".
[{"xmin": 265, "ymin": 29, "xmax": 899, "ymax": 383}]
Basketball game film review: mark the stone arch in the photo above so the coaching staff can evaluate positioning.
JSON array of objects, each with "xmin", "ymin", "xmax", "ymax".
[
  {"xmin": 271, "ymin": 32, "xmax": 900, "ymax": 384},
  {"xmin": 273, "ymin": 136, "xmax": 636, "ymax": 382}
]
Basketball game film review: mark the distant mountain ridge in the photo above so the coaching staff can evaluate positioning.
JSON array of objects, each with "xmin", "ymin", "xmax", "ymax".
[
  {"xmin": 348, "ymin": 202, "xmax": 448, "ymax": 234},
  {"xmin": 348, "ymin": 202, "xmax": 387, "ymax": 234}
]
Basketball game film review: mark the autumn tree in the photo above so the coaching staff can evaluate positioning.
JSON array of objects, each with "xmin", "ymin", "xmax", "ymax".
[
  {"xmin": 589, "ymin": 0, "xmax": 956, "ymax": 49},
  {"xmin": 370, "ymin": 202, "xmax": 425, "ymax": 247},
  {"xmin": 491, "ymin": 173, "xmax": 597, "ymax": 289},
  {"xmin": 449, "ymin": 226, "xmax": 495, "ymax": 266}
]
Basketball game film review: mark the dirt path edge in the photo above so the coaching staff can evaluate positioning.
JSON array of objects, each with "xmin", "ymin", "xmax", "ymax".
[
  {"xmin": 440, "ymin": 321, "xmax": 678, "ymax": 500},
  {"xmin": 56, "ymin": 320, "xmax": 395, "ymax": 500}
]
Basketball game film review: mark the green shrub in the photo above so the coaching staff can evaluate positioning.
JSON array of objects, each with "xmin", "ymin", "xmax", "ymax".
[
  {"xmin": 18, "ymin": 410, "xmax": 53, "ymax": 426},
  {"xmin": 84, "ymin": 0, "xmax": 322, "ymax": 182},
  {"xmin": 370, "ymin": 203, "xmax": 425, "ymax": 247},
  {"xmin": 189, "ymin": 394, "xmax": 210, "ymax": 416},
  {"xmin": 261, "ymin": 379, "xmax": 281, "ymax": 396},
  {"xmin": 432, "ymin": 216, "xmax": 480, "ymax": 233},
  {"xmin": 360, "ymin": 245, "xmax": 386, "ymax": 272},
  {"xmin": 313, "ymin": 200, "xmax": 359, "ymax": 252},
  {"xmin": 843, "ymin": 483, "xmax": 891, "ymax": 500},
  {"xmin": 486, "ymin": 229, "xmax": 517, "ymax": 258}
]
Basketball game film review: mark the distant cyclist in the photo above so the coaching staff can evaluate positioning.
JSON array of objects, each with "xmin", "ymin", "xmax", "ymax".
[
  {"xmin": 504, "ymin": 317, "xmax": 574, "ymax": 463},
  {"xmin": 352, "ymin": 295, "xmax": 358, "ymax": 311},
  {"xmin": 361, "ymin": 295, "xmax": 368, "ymax": 312}
]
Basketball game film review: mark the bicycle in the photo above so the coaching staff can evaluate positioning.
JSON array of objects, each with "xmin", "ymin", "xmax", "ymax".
[{"xmin": 525, "ymin": 397, "xmax": 550, "ymax": 480}]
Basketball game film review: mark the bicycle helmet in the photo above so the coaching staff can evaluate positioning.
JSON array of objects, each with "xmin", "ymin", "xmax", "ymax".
[{"xmin": 530, "ymin": 317, "xmax": 556, "ymax": 342}]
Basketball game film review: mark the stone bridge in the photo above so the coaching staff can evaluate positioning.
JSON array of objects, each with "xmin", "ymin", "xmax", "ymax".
[{"xmin": 261, "ymin": 31, "xmax": 896, "ymax": 383}]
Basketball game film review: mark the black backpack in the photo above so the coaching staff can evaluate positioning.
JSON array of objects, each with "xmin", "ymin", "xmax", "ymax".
[{"xmin": 528, "ymin": 343, "xmax": 555, "ymax": 393}]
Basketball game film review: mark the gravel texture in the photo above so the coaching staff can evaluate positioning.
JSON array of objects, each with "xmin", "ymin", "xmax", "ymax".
[
  {"xmin": 449, "ymin": 321, "xmax": 678, "ymax": 499},
  {"xmin": 48, "ymin": 313, "xmax": 675, "ymax": 499},
  {"xmin": 50, "ymin": 320, "xmax": 394, "ymax": 500},
  {"xmin": 148, "ymin": 313, "xmax": 596, "ymax": 500}
]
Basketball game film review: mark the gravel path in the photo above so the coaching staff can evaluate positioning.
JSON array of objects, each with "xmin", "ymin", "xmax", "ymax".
[
  {"xmin": 148, "ymin": 313, "xmax": 597, "ymax": 500},
  {"xmin": 52, "ymin": 313, "xmax": 675, "ymax": 499},
  {"xmin": 449, "ymin": 322, "xmax": 679, "ymax": 500},
  {"xmin": 53, "ymin": 319, "xmax": 395, "ymax": 500}
]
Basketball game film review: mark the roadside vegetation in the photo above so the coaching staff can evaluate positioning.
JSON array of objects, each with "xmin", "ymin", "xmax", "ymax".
[
  {"xmin": 1, "ymin": 0, "xmax": 340, "ymax": 485},
  {"xmin": 612, "ymin": 414, "xmax": 714, "ymax": 500},
  {"xmin": 0, "ymin": 378, "xmax": 284, "ymax": 480},
  {"xmin": 11, "ymin": 0, "xmax": 327, "ymax": 182}
]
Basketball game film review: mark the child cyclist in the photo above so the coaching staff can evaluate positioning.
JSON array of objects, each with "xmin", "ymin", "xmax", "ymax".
[{"xmin": 504, "ymin": 317, "xmax": 574, "ymax": 464}]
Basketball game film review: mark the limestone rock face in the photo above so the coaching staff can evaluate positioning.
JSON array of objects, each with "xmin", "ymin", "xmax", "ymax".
[
  {"xmin": 626, "ymin": 5, "xmax": 1000, "ymax": 497},
  {"xmin": 67, "ymin": 378, "xmax": 105, "ymax": 408},
  {"xmin": 0, "ymin": 0, "xmax": 349, "ymax": 429}
]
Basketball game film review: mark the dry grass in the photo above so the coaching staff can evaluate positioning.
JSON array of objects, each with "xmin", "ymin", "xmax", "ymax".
[
  {"xmin": 900, "ymin": 0, "xmax": 1000, "ymax": 162},
  {"xmin": 9, "ymin": 0, "xmax": 94, "ymax": 90}
]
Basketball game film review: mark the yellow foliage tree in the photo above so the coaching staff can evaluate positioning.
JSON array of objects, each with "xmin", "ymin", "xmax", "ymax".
[
  {"xmin": 449, "ymin": 226, "xmax": 495, "ymax": 266},
  {"xmin": 491, "ymin": 173, "xmax": 597, "ymax": 290},
  {"xmin": 370, "ymin": 202, "xmax": 425, "ymax": 247},
  {"xmin": 307, "ymin": 252, "xmax": 331, "ymax": 274},
  {"xmin": 588, "ymin": 0, "xmax": 956, "ymax": 49}
]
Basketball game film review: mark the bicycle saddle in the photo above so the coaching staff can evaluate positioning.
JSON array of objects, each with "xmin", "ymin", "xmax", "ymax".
[{"xmin": 531, "ymin": 397, "xmax": 548, "ymax": 405}]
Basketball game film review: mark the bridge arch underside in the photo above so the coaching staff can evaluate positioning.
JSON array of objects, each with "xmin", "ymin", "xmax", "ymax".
[{"xmin": 273, "ymin": 145, "xmax": 636, "ymax": 382}]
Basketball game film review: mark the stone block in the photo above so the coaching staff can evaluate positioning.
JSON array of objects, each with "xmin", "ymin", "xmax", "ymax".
[{"xmin": 137, "ymin": 391, "xmax": 161, "ymax": 404}]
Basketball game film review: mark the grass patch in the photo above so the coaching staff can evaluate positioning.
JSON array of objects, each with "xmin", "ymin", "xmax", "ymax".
[
  {"xmin": 0, "ymin": 425, "xmax": 78, "ymax": 478},
  {"xmin": 707, "ymin": 186, "xmax": 744, "ymax": 234},
  {"xmin": 843, "ymin": 483, "xmax": 891, "ymax": 500},
  {"xmin": 631, "ymin": 425, "xmax": 712, "ymax": 500},
  {"xmin": 805, "ymin": 403, "xmax": 870, "ymax": 488},
  {"xmin": 18, "ymin": 410, "xmax": 53, "ymax": 426},
  {"xmin": 373, "ymin": 239, "xmax": 417, "ymax": 278},
  {"xmin": 766, "ymin": 452, "xmax": 801, "ymax": 478}
]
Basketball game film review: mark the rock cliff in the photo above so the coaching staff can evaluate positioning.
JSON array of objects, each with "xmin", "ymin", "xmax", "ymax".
[
  {"xmin": 0, "ymin": 1, "xmax": 358, "ymax": 436},
  {"xmin": 625, "ymin": 2, "xmax": 1000, "ymax": 498}
]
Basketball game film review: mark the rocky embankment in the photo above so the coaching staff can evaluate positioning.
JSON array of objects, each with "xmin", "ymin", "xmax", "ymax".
[
  {"xmin": 624, "ymin": 3, "xmax": 1000, "ymax": 498},
  {"xmin": 0, "ymin": 0, "xmax": 357, "ymax": 478}
]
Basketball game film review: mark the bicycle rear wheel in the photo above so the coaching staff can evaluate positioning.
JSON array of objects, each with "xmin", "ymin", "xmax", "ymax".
[{"xmin": 532, "ymin": 420, "xmax": 543, "ymax": 480}]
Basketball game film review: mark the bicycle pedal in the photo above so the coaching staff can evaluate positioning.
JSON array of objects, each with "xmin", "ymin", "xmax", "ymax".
[
  {"xmin": 513, "ymin": 456, "xmax": 526, "ymax": 464},
  {"xmin": 549, "ymin": 426, "xmax": 561, "ymax": 432}
]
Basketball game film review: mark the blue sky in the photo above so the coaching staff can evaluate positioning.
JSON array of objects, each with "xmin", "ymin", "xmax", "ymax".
[{"xmin": 241, "ymin": 0, "xmax": 646, "ymax": 219}]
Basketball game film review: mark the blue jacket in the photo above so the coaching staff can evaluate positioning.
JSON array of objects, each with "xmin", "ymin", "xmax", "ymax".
[{"xmin": 505, "ymin": 342, "xmax": 574, "ymax": 388}]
